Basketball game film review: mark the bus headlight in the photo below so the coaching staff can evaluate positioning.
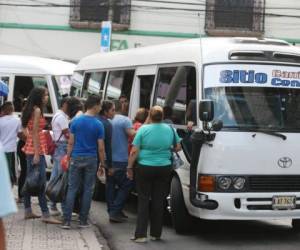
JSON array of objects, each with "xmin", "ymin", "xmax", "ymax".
[
  {"xmin": 217, "ymin": 177, "xmax": 232, "ymax": 190},
  {"xmin": 233, "ymin": 177, "xmax": 246, "ymax": 190}
]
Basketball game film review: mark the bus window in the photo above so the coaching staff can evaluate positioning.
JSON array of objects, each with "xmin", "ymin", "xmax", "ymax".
[
  {"xmin": 70, "ymin": 71, "xmax": 84, "ymax": 97},
  {"xmin": 139, "ymin": 75, "xmax": 155, "ymax": 109},
  {"xmin": 82, "ymin": 71, "xmax": 106, "ymax": 99},
  {"xmin": 154, "ymin": 66, "xmax": 196, "ymax": 125},
  {"xmin": 106, "ymin": 69, "xmax": 135, "ymax": 111},
  {"xmin": 0, "ymin": 76, "xmax": 9, "ymax": 104},
  {"xmin": 13, "ymin": 76, "xmax": 53, "ymax": 113}
]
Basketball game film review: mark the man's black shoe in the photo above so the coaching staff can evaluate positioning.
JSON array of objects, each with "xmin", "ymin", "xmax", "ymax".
[{"xmin": 109, "ymin": 215, "xmax": 125, "ymax": 223}]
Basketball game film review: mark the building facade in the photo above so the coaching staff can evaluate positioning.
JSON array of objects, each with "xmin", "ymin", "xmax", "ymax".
[{"xmin": 0, "ymin": 0, "xmax": 299, "ymax": 62}]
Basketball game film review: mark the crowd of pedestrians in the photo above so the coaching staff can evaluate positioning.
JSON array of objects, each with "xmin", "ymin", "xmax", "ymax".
[{"xmin": 0, "ymin": 86, "xmax": 183, "ymax": 247}]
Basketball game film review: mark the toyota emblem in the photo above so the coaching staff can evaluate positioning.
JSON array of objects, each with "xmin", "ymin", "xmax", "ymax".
[{"xmin": 277, "ymin": 157, "xmax": 292, "ymax": 168}]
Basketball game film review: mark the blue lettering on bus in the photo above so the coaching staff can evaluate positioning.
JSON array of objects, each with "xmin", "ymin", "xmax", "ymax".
[
  {"xmin": 271, "ymin": 78, "xmax": 300, "ymax": 87},
  {"xmin": 220, "ymin": 70, "xmax": 268, "ymax": 84}
]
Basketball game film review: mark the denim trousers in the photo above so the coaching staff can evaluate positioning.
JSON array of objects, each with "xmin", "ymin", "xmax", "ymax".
[
  {"xmin": 24, "ymin": 155, "xmax": 49, "ymax": 216},
  {"xmin": 63, "ymin": 156, "xmax": 98, "ymax": 223},
  {"xmin": 106, "ymin": 162, "xmax": 133, "ymax": 217},
  {"xmin": 49, "ymin": 141, "xmax": 67, "ymax": 210}
]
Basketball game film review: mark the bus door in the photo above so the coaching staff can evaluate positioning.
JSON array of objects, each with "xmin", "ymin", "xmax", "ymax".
[{"xmin": 129, "ymin": 65, "xmax": 157, "ymax": 119}]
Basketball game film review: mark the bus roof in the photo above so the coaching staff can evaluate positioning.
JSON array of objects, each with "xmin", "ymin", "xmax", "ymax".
[
  {"xmin": 0, "ymin": 55, "xmax": 76, "ymax": 75},
  {"xmin": 76, "ymin": 37, "xmax": 300, "ymax": 71}
]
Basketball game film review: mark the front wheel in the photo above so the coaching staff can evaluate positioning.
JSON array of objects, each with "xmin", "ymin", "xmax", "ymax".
[{"xmin": 170, "ymin": 176, "xmax": 193, "ymax": 234}]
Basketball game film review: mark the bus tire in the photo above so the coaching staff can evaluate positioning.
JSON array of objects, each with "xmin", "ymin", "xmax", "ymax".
[
  {"xmin": 170, "ymin": 176, "xmax": 193, "ymax": 234},
  {"xmin": 292, "ymin": 219, "xmax": 300, "ymax": 231},
  {"xmin": 92, "ymin": 178, "xmax": 106, "ymax": 201}
]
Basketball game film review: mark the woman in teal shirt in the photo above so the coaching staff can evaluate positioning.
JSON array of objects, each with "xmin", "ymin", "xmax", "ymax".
[
  {"xmin": 0, "ymin": 145, "xmax": 17, "ymax": 250},
  {"xmin": 127, "ymin": 106, "xmax": 181, "ymax": 243}
]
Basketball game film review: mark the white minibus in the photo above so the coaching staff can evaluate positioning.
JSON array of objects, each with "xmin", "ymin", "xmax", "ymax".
[
  {"xmin": 71, "ymin": 37, "xmax": 300, "ymax": 233},
  {"xmin": 0, "ymin": 55, "xmax": 76, "ymax": 116}
]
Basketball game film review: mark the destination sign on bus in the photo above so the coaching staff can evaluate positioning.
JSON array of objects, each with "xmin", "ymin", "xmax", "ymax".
[{"xmin": 204, "ymin": 64, "xmax": 300, "ymax": 89}]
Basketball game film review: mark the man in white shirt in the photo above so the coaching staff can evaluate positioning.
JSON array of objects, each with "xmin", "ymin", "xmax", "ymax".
[
  {"xmin": 0, "ymin": 102, "xmax": 22, "ymax": 185},
  {"xmin": 0, "ymin": 143, "xmax": 17, "ymax": 250},
  {"xmin": 49, "ymin": 97, "xmax": 70, "ymax": 214}
]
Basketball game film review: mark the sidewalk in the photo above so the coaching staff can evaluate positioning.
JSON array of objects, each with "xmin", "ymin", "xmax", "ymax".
[{"xmin": 4, "ymin": 200, "xmax": 108, "ymax": 250}]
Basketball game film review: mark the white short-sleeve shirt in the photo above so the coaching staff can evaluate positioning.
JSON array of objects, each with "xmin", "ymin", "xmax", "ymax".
[
  {"xmin": 0, "ymin": 114, "xmax": 22, "ymax": 152},
  {"xmin": 51, "ymin": 110, "xmax": 69, "ymax": 141},
  {"xmin": 0, "ymin": 144, "xmax": 17, "ymax": 217}
]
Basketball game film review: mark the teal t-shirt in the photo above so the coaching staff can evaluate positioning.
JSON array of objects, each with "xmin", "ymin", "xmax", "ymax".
[{"xmin": 133, "ymin": 123, "xmax": 181, "ymax": 167}]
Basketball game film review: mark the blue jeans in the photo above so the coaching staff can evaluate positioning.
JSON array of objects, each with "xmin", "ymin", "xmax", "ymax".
[
  {"xmin": 49, "ymin": 141, "xmax": 67, "ymax": 210},
  {"xmin": 24, "ymin": 155, "xmax": 49, "ymax": 216},
  {"xmin": 106, "ymin": 161, "xmax": 133, "ymax": 217},
  {"xmin": 63, "ymin": 156, "xmax": 98, "ymax": 223}
]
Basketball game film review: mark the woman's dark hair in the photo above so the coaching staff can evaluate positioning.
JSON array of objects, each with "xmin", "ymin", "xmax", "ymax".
[
  {"xmin": 66, "ymin": 97, "xmax": 84, "ymax": 119},
  {"xmin": 100, "ymin": 100, "xmax": 114, "ymax": 115},
  {"xmin": 21, "ymin": 87, "xmax": 47, "ymax": 127},
  {"xmin": 134, "ymin": 108, "xmax": 148, "ymax": 123},
  {"xmin": 1, "ymin": 101, "xmax": 14, "ymax": 115}
]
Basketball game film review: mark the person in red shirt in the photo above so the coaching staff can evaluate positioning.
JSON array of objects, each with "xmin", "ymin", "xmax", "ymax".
[{"xmin": 128, "ymin": 108, "xmax": 148, "ymax": 154}]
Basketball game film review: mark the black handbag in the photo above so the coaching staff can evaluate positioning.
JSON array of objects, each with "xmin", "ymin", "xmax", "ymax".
[
  {"xmin": 46, "ymin": 172, "xmax": 68, "ymax": 202},
  {"xmin": 22, "ymin": 165, "xmax": 44, "ymax": 196}
]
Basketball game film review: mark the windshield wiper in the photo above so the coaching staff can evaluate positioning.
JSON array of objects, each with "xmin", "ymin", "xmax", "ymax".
[{"xmin": 250, "ymin": 129, "xmax": 287, "ymax": 140}]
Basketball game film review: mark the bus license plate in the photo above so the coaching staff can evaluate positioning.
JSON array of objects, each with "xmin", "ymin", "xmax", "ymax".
[{"xmin": 272, "ymin": 196, "xmax": 296, "ymax": 210}]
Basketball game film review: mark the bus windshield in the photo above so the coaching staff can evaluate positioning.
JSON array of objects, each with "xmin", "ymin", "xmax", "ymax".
[{"xmin": 205, "ymin": 87, "xmax": 300, "ymax": 132}]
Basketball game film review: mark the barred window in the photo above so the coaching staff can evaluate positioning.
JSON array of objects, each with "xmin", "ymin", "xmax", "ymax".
[
  {"xmin": 205, "ymin": 0, "xmax": 265, "ymax": 36},
  {"xmin": 70, "ymin": 0, "xmax": 131, "ymax": 30}
]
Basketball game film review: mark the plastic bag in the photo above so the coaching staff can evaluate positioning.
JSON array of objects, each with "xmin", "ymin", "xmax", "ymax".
[
  {"xmin": 22, "ymin": 165, "xmax": 44, "ymax": 196},
  {"xmin": 60, "ymin": 155, "xmax": 69, "ymax": 172},
  {"xmin": 171, "ymin": 152, "xmax": 184, "ymax": 170},
  {"xmin": 46, "ymin": 172, "xmax": 68, "ymax": 203}
]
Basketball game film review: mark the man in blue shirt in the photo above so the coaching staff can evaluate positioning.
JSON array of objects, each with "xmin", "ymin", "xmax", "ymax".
[
  {"xmin": 62, "ymin": 95, "xmax": 106, "ymax": 229},
  {"xmin": 108, "ymin": 99, "xmax": 135, "ymax": 222},
  {"xmin": 0, "ymin": 144, "xmax": 17, "ymax": 250}
]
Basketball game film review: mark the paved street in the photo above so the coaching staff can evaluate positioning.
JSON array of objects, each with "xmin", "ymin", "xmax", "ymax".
[
  {"xmin": 90, "ymin": 198, "xmax": 300, "ymax": 250},
  {"xmin": 4, "ymin": 200, "xmax": 108, "ymax": 250}
]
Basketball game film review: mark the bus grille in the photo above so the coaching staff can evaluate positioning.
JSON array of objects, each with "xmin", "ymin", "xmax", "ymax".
[{"xmin": 248, "ymin": 175, "xmax": 300, "ymax": 192}]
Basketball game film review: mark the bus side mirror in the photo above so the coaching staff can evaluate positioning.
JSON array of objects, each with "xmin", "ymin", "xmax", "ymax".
[
  {"xmin": 199, "ymin": 100, "xmax": 214, "ymax": 122},
  {"xmin": 212, "ymin": 119, "xmax": 223, "ymax": 131}
]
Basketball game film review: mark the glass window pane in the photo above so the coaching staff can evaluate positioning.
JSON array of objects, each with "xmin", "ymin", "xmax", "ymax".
[
  {"xmin": 154, "ymin": 66, "xmax": 196, "ymax": 125},
  {"xmin": 82, "ymin": 72, "xmax": 106, "ymax": 99},
  {"xmin": 0, "ymin": 76, "xmax": 9, "ymax": 104},
  {"xmin": 106, "ymin": 70, "xmax": 134, "ymax": 100},
  {"xmin": 13, "ymin": 76, "xmax": 52, "ymax": 113}
]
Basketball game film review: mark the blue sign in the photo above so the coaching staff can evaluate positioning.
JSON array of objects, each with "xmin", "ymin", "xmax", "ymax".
[{"xmin": 101, "ymin": 21, "xmax": 111, "ymax": 53}]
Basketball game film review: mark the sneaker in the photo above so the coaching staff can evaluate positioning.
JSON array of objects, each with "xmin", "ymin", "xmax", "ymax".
[
  {"xmin": 109, "ymin": 215, "xmax": 126, "ymax": 223},
  {"xmin": 24, "ymin": 212, "xmax": 41, "ymax": 220},
  {"xmin": 41, "ymin": 216, "xmax": 62, "ymax": 224},
  {"xmin": 60, "ymin": 221, "xmax": 71, "ymax": 229},
  {"xmin": 120, "ymin": 211, "xmax": 128, "ymax": 219},
  {"xmin": 78, "ymin": 222, "xmax": 90, "ymax": 228},
  {"xmin": 150, "ymin": 236, "xmax": 161, "ymax": 241},
  {"xmin": 130, "ymin": 237, "xmax": 147, "ymax": 243},
  {"xmin": 50, "ymin": 208, "xmax": 61, "ymax": 216}
]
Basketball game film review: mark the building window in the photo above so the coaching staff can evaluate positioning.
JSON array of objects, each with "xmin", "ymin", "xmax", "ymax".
[
  {"xmin": 205, "ymin": 0, "xmax": 265, "ymax": 36},
  {"xmin": 70, "ymin": 0, "xmax": 131, "ymax": 30}
]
